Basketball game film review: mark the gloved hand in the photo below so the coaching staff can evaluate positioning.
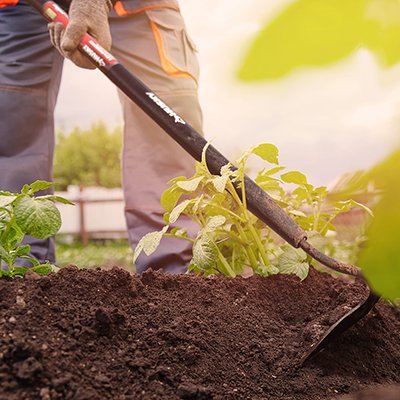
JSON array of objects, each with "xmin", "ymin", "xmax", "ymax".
[{"xmin": 48, "ymin": 0, "xmax": 113, "ymax": 69}]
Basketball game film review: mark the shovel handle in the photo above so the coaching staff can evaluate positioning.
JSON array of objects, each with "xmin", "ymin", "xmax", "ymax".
[
  {"xmin": 27, "ymin": 0, "xmax": 362, "ymax": 277},
  {"xmin": 34, "ymin": 1, "xmax": 119, "ymax": 70}
]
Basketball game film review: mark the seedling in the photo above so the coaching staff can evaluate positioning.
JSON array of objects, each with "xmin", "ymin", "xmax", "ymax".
[
  {"xmin": 134, "ymin": 143, "xmax": 372, "ymax": 279},
  {"xmin": 0, "ymin": 181, "xmax": 74, "ymax": 278}
]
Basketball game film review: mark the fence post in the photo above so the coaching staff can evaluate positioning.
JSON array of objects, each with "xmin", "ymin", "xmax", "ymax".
[{"xmin": 79, "ymin": 184, "xmax": 89, "ymax": 246}]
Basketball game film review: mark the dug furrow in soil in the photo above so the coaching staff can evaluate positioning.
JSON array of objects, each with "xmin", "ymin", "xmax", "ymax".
[{"xmin": 0, "ymin": 266, "xmax": 399, "ymax": 400}]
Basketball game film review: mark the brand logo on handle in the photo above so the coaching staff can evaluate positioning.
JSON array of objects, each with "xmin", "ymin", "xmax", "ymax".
[
  {"xmin": 81, "ymin": 44, "xmax": 106, "ymax": 68},
  {"xmin": 145, "ymin": 92, "xmax": 186, "ymax": 125}
]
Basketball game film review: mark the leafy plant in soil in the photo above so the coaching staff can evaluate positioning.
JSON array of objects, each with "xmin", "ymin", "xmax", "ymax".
[
  {"xmin": 134, "ymin": 142, "xmax": 372, "ymax": 279},
  {"xmin": 0, "ymin": 181, "xmax": 73, "ymax": 278}
]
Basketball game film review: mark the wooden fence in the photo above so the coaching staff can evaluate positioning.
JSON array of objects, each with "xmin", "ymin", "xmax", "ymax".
[{"xmin": 55, "ymin": 186, "xmax": 127, "ymax": 245}]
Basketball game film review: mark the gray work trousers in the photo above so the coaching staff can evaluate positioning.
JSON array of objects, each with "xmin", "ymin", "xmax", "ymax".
[{"xmin": 0, "ymin": 0, "xmax": 203, "ymax": 273}]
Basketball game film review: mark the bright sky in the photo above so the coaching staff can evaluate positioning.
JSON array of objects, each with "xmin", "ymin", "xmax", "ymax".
[{"xmin": 54, "ymin": 0, "xmax": 400, "ymax": 187}]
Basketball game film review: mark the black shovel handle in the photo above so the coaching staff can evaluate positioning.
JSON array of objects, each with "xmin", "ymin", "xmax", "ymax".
[{"xmin": 26, "ymin": 0, "xmax": 361, "ymax": 277}]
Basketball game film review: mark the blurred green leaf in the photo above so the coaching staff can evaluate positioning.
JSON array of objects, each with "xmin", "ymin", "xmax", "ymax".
[
  {"xmin": 362, "ymin": 0, "xmax": 400, "ymax": 67},
  {"xmin": 358, "ymin": 185, "xmax": 400, "ymax": 301},
  {"xmin": 240, "ymin": 0, "xmax": 364, "ymax": 80},
  {"xmin": 239, "ymin": 0, "xmax": 400, "ymax": 80}
]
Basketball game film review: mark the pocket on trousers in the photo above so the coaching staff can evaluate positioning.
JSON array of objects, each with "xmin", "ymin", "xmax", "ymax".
[{"xmin": 145, "ymin": 7, "xmax": 200, "ymax": 82}]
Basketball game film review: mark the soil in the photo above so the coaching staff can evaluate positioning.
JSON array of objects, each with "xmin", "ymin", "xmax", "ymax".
[{"xmin": 0, "ymin": 265, "xmax": 399, "ymax": 400}]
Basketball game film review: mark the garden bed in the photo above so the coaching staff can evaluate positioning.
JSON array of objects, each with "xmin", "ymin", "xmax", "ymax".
[{"xmin": 0, "ymin": 265, "xmax": 399, "ymax": 399}]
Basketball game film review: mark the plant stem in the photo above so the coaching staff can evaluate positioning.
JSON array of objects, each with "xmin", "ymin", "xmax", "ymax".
[
  {"xmin": 235, "ymin": 222, "xmax": 258, "ymax": 269},
  {"xmin": 163, "ymin": 233, "xmax": 195, "ymax": 243},
  {"xmin": 216, "ymin": 247, "xmax": 236, "ymax": 277},
  {"xmin": 245, "ymin": 216, "xmax": 271, "ymax": 266},
  {"xmin": 209, "ymin": 204, "xmax": 246, "ymax": 224},
  {"xmin": 319, "ymin": 211, "xmax": 339, "ymax": 235},
  {"xmin": 313, "ymin": 198, "xmax": 322, "ymax": 231},
  {"xmin": 226, "ymin": 179, "xmax": 266, "ymax": 269}
]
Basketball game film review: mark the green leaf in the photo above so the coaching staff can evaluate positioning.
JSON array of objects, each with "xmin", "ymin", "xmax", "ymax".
[
  {"xmin": 0, "ymin": 269, "xmax": 10, "ymax": 277},
  {"xmin": 7, "ymin": 224, "xmax": 25, "ymax": 248},
  {"xmin": 176, "ymin": 176, "xmax": 204, "ymax": 192},
  {"xmin": 38, "ymin": 195, "xmax": 75, "ymax": 206},
  {"xmin": 13, "ymin": 266, "xmax": 30, "ymax": 277},
  {"xmin": 212, "ymin": 174, "xmax": 229, "ymax": 193},
  {"xmin": 32, "ymin": 265, "xmax": 51, "ymax": 275},
  {"xmin": 21, "ymin": 184, "xmax": 30, "ymax": 195},
  {"xmin": 292, "ymin": 214, "xmax": 314, "ymax": 231},
  {"xmin": 0, "ymin": 194, "xmax": 18, "ymax": 208},
  {"xmin": 203, "ymin": 215, "xmax": 226, "ymax": 233},
  {"xmin": 12, "ymin": 245, "xmax": 30, "ymax": 256},
  {"xmin": 264, "ymin": 188, "xmax": 286, "ymax": 203},
  {"xmin": 277, "ymin": 248, "xmax": 309, "ymax": 281},
  {"xmin": 0, "ymin": 243, "xmax": 10, "ymax": 262},
  {"xmin": 253, "ymin": 143, "xmax": 279, "ymax": 165},
  {"xmin": 254, "ymin": 264, "xmax": 279, "ymax": 276},
  {"xmin": 292, "ymin": 186, "xmax": 308, "ymax": 200},
  {"xmin": 314, "ymin": 186, "xmax": 328, "ymax": 199},
  {"xmin": 32, "ymin": 261, "xmax": 60, "ymax": 274},
  {"xmin": 191, "ymin": 234, "xmax": 218, "ymax": 271},
  {"xmin": 281, "ymin": 171, "xmax": 308, "ymax": 185},
  {"xmin": 132, "ymin": 225, "xmax": 169, "ymax": 264},
  {"xmin": 29, "ymin": 180, "xmax": 56, "ymax": 194},
  {"xmin": 14, "ymin": 195, "xmax": 62, "ymax": 239},
  {"xmin": 261, "ymin": 166, "xmax": 286, "ymax": 177},
  {"xmin": 255, "ymin": 168, "xmax": 286, "ymax": 187},
  {"xmin": 334, "ymin": 199, "xmax": 374, "ymax": 217},
  {"xmin": 288, "ymin": 210, "xmax": 307, "ymax": 218},
  {"xmin": 239, "ymin": 0, "xmax": 364, "ymax": 80},
  {"xmin": 170, "ymin": 227, "xmax": 188, "ymax": 238},
  {"xmin": 169, "ymin": 199, "xmax": 191, "ymax": 224},
  {"xmin": 20, "ymin": 255, "xmax": 40, "ymax": 267},
  {"xmin": 191, "ymin": 195, "xmax": 203, "ymax": 215},
  {"xmin": 161, "ymin": 185, "xmax": 185, "ymax": 213}
]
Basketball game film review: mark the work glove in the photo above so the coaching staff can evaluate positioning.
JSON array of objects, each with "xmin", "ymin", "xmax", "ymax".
[{"xmin": 48, "ymin": 0, "xmax": 113, "ymax": 69}]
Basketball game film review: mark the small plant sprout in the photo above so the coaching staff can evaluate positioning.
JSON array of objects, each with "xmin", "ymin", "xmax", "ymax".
[
  {"xmin": 0, "ymin": 181, "xmax": 74, "ymax": 278},
  {"xmin": 133, "ymin": 142, "xmax": 373, "ymax": 280}
]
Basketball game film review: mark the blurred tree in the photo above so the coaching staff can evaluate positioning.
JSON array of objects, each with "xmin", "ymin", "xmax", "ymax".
[
  {"xmin": 240, "ymin": 0, "xmax": 400, "ymax": 80},
  {"xmin": 54, "ymin": 121, "xmax": 122, "ymax": 190}
]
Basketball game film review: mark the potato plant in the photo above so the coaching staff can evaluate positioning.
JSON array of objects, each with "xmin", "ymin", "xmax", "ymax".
[
  {"xmin": 134, "ymin": 143, "xmax": 372, "ymax": 280},
  {"xmin": 0, "ymin": 181, "xmax": 73, "ymax": 278}
]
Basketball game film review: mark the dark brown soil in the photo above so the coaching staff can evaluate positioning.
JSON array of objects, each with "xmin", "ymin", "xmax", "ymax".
[{"xmin": 0, "ymin": 266, "xmax": 399, "ymax": 400}]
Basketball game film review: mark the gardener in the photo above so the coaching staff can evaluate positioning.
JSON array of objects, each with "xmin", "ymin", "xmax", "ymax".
[{"xmin": 0, "ymin": 0, "xmax": 203, "ymax": 274}]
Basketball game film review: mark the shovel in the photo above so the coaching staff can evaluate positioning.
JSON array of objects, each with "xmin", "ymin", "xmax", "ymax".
[{"xmin": 26, "ymin": 0, "xmax": 380, "ymax": 363}]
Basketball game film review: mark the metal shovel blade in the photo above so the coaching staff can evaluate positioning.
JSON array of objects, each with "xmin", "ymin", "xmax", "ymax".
[{"xmin": 301, "ymin": 289, "xmax": 380, "ymax": 365}]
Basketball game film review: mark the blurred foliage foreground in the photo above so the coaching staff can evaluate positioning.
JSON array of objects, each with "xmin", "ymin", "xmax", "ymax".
[
  {"xmin": 338, "ymin": 146, "xmax": 400, "ymax": 302},
  {"xmin": 240, "ymin": 0, "xmax": 400, "ymax": 80}
]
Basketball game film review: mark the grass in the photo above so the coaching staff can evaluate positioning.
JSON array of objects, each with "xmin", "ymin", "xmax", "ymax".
[{"xmin": 55, "ymin": 236, "xmax": 135, "ymax": 273}]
